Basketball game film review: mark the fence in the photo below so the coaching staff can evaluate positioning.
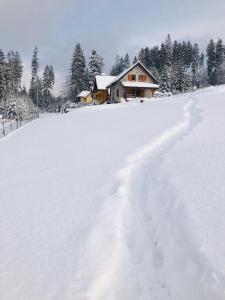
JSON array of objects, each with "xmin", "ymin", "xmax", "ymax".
[{"xmin": 0, "ymin": 114, "xmax": 39, "ymax": 139}]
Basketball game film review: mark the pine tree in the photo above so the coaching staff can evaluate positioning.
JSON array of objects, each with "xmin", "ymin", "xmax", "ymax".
[
  {"xmin": 110, "ymin": 55, "xmax": 124, "ymax": 75},
  {"xmin": 172, "ymin": 62, "xmax": 191, "ymax": 93},
  {"xmin": 42, "ymin": 65, "xmax": 55, "ymax": 107},
  {"xmin": 29, "ymin": 47, "xmax": 40, "ymax": 105},
  {"xmin": 191, "ymin": 43, "xmax": 200, "ymax": 87},
  {"xmin": 69, "ymin": 43, "xmax": 87, "ymax": 102},
  {"xmin": 89, "ymin": 49, "xmax": 104, "ymax": 85},
  {"xmin": 123, "ymin": 53, "xmax": 130, "ymax": 69},
  {"xmin": 160, "ymin": 66, "xmax": 171, "ymax": 93},
  {"xmin": 133, "ymin": 56, "xmax": 138, "ymax": 64},
  {"xmin": 49, "ymin": 65, "xmax": 55, "ymax": 87},
  {"xmin": 12, "ymin": 51, "xmax": 23, "ymax": 94},
  {"xmin": 215, "ymin": 39, "xmax": 225, "ymax": 85},
  {"xmin": 0, "ymin": 49, "xmax": 6, "ymax": 102},
  {"xmin": 164, "ymin": 34, "xmax": 172, "ymax": 68},
  {"xmin": 159, "ymin": 35, "xmax": 173, "ymax": 91},
  {"xmin": 21, "ymin": 85, "xmax": 27, "ymax": 95},
  {"xmin": 5, "ymin": 52, "xmax": 14, "ymax": 96},
  {"xmin": 183, "ymin": 41, "xmax": 193, "ymax": 68},
  {"xmin": 200, "ymin": 53, "xmax": 204, "ymax": 67},
  {"xmin": 84, "ymin": 68, "xmax": 90, "ymax": 90},
  {"xmin": 207, "ymin": 39, "xmax": 217, "ymax": 86}
]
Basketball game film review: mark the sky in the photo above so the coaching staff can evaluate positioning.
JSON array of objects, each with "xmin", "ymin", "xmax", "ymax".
[{"xmin": 0, "ymin": 0, "xmax": 225, "ymax": 95}]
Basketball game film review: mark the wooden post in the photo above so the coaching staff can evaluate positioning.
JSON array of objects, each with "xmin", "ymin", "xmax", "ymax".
[{"xmin": 2, "ymin": 122, "xmax": 5, "ymax": 136}]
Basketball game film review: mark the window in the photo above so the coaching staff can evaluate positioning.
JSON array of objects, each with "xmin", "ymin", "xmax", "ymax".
[
  {"xmin": 116, "ymin": 89, "xmax": 119, "ymax": 98},
  {"xmin": 128, "ymin": 74, "xmax": 136, "ymax": 81},
  {"xmin": 138, "ymin": 75, "xmax": 147, "ymax": 82}
]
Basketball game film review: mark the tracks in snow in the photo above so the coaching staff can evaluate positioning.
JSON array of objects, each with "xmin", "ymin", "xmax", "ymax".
[{"xmin": 75, "ymin": 96, "xmax": 225, "ymax": 300}]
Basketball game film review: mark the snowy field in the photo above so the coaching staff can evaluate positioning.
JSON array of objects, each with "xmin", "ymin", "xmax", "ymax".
[{"xmin": 0, "ymin": 86, "xmax": 225, "ymax": 300}]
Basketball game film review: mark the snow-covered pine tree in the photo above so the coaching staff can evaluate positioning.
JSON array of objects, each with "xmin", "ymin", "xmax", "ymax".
[
  {"xmin": 110, "ymin": 55, "xmax": 124, "ymax": 75},
  {"xmin": 159, "ymin": 43, "xmax": 167, "ymax": 71},
  {"xmin": 215, "ymin": 38, "xmax": 225, "ymax": 85},
  {"xmin": 172, "ymin": 61, "xmax": 191, "ymax": 93},
  {"xmin": 159, "ymin": 35, "xmax": 173, "ymax": 92},
  {"xmin": 21, "ymin": 85, "xmax": 27, "ymax": 95},
  {"xmin": 69, "ymin": 43, "xmax": 87, "ymax": 102},
  {"xmin": 183, "ymin": 41, "xmax": 193, "ymax": 69},
  {"xmin": 12, "ymin": 51, "xmax": 23, "ymax": 94},
  {"xmin": 123, "ymin": 53, "xmax": 130, "ymax": 69},
  {"xmin": 160, "ymin": 66, "xmax": 171, "ymax": 93},
  {"xmin": 200, "ymin": 53, "xmax": 204, "ymax": 68},
  {"xmin": 42, "ymin": 65, "xmax": 54, "ymax": 107},
  {"xmin": 84, "ymin": 68, "xmax": 90, "ymax": 90},
  {"xmin": 133, "ymin": 56, "xmax": 138, "ymax": 64},
  {"xmin": 149, "ymin": 46, "xmax": 161, "ymax": 72},
  {"xmin": 164, "ymin": 34, "xmax": 173, "ymax": 67},
  {"xmin": 139, "ymin": 48, "xmax": 146, "ymax": 66},
  {"xmin": 49, "ymin": 65, "xmax": 55, "ymax": 87},
  {"xmin": 29, "ymin": 47, "xmax": 40, "ymax": 106},
  {"xmin": 0, "ymin": 49, "xmax": 6, "ymax": 102},
  {"xmin": 5, "ymin": 52, "xmax": 14, "ymax": 96},
  {"xmin": 89, "ymin": 49, "xmax": 104, "ymax": 86},
  {"xmin": 144, "ymin": 48, "xmax": 152, "ymax": 70},
  {"xmin": 191, "ymin": 43, "xmax": 200, "ymax": 88},
  {"xmin": 207, "ymin": 39, "xmax": 217, "ymax": 86}
]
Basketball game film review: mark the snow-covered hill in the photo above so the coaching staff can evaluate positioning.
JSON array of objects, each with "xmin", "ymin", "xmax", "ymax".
[{"xmin": 0, "ymin": 86, "xmax": 225, "ymax": 300}]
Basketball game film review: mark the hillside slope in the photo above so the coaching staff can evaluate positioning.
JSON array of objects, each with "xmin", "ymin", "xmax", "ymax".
[{"xmin": 0, "ymin": 86, "xmax": 225, "ymax": 299}]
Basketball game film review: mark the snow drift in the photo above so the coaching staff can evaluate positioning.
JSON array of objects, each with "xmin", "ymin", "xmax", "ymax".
[{"xmin": 0, "ymin": 86, "xmax": 225, "ymax": 299}]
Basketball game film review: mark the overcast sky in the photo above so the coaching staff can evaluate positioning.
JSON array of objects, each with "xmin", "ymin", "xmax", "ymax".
[{"xmin": 1, "ymin": 0, "xmax": 225, "ymax": 94}]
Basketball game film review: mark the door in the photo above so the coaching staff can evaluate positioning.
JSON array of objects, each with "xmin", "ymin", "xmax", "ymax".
[{"xmin": 136, "ymin": 89, "xmax": 145, "ymax": 98}]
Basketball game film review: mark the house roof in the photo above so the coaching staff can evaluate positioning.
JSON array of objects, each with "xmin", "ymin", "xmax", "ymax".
[
  {"xmin": 95, "ymin": 75, "xmax": 116, "ymax": 90},
  {"xmin": 121, "ymin": 81, "xmax": 159, "ymax": 89},
  {"xmin": 107, "ymin": 60, "xmax": 158, "ymax": 88},
  {"xmin": 77, "ymin": 91, "xmax": 91, "ymax": 98}
]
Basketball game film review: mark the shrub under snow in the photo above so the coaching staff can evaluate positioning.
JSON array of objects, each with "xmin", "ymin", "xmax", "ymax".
[{"xmin": 2, "ymin": 95, "xmax": 39, "ymax": 121}]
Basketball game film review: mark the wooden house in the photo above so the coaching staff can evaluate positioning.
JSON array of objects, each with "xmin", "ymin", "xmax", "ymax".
[
  {"xmin": 107, "ymin": 61, "xmax": 159, "ymax": 102},
  {"xmin": 93, "ymin": 75, "xmax": 116, "ymax": 104}
]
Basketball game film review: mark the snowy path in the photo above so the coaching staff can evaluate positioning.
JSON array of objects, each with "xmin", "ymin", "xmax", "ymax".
[
  {"xmin": 1, "ymin": 87, "xmax": 225, "ymax": 299},
  {"xmin": 74, "ymin": 94, "xmax": 225, "ymax": 299}
]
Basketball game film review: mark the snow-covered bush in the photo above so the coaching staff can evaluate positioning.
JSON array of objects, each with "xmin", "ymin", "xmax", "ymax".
[
  {"xmin": 154, "ymin": 91, "xmax": 172, "ymax": 98},
  {"xmin": 2, "ymin": 95, "xmax": 39, "ymax": 120}
]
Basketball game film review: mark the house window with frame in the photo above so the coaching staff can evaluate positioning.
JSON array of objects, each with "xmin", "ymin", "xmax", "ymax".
[
  {"xmin": 128, "ymin": 74, "xmax": 136, "ymax": 81},
  {"xmin": 138, "ymin": 75, "xmax": 147, "ymax": 82},
  {"xmin": 116, "ymin": 89, "xmax": 119, "ymax": 98}
]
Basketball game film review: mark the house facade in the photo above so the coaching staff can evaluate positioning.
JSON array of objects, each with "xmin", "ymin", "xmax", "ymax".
[{"xmin": 107, "ymin": 61, "xmax": 159, "ymax": 102}]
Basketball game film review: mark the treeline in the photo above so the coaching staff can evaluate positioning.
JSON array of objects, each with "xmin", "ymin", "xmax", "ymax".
[
  {"xmin": 29, "ymin": 47, "xmax": 55, "ymax": 108},
  {"xmin": 109, "ymin": 35, "xmax": 225, "ymax": 94},
  {"xmin": 0, "ymin": 46, "xmax": 57, "ymax": 120},
  {"xmin": 1, "ymin": 35, "xmax": 225, "ymax": 119},
  {"xmin": 0, "ymin": 50, "xmax": 24, "ymax": 100},
  {"xmin": 66, "ymin": 43, "xmax": 104, "ymax": 100}
]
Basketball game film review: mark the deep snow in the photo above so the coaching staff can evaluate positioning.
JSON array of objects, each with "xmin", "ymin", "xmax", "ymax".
[{"xmin": 0, "ymin": 86, "xmax": 225, "ymax": 299}]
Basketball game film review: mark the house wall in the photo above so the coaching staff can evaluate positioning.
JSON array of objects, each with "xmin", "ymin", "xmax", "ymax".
[
  {"xmin": 110, "ymin": 82, "xmax": 124, "ymax": 102},
  {"xmin": 81, "ymin": 95, "xmax": 93, "ymax": 103},
  {"xmin": 122, "ymin": 65, "xmax": 155, "ymax": 83},
  {"xmin": 94, "ymin": 90, "xmax": 109, "ymax": 104}
]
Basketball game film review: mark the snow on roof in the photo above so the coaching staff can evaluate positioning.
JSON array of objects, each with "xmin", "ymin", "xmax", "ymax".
[
  {"xmin": 107, "ymin": 61, "xmax": 158, "ymax": 87},
  {"xmin": 95, "ymin": 75, "xmax": 116, "ymax": 90},
  {"xmin": 77, "ymin": 91, "xmax": 91, "ymax": 98},
  {"xmin": 121, "ymin": 81, "xmax": 159, "ymax": 89}
]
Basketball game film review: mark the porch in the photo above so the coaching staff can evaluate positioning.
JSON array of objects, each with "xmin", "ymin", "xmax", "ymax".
[{"xmin": 125, "ymin": 87, "xmax": 146, "ymax": 98}]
